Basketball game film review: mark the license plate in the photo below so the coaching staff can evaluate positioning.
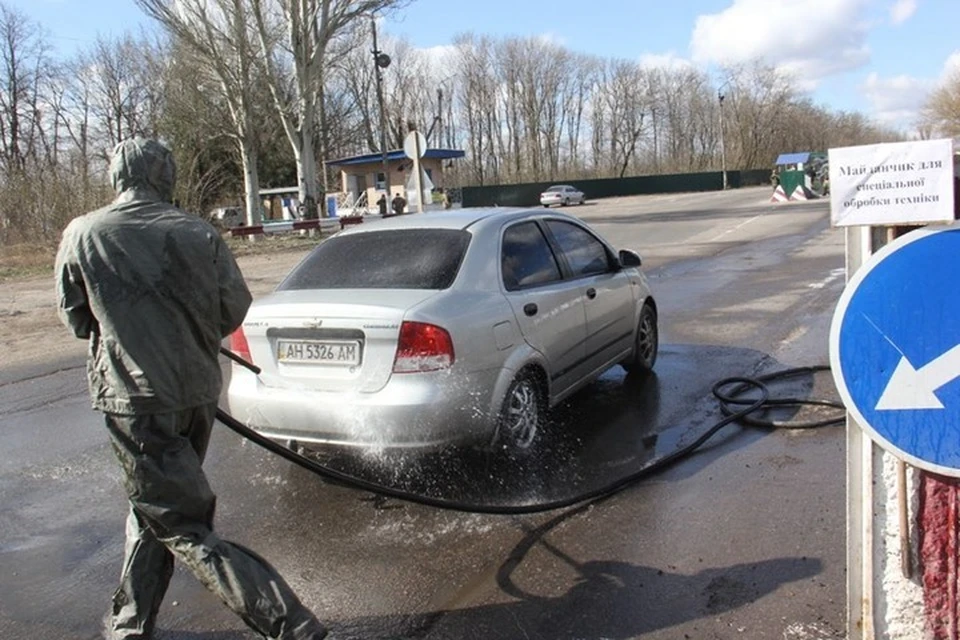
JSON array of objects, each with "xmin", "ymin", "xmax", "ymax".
[{"xmin": 276, "ymin": 339, "xmax": 361, "ymax": 365}]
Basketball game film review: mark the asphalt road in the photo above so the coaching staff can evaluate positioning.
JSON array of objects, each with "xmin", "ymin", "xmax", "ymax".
[{"xmin": 0, "ymin": 186, "xmax": 847, "ymax": 639}]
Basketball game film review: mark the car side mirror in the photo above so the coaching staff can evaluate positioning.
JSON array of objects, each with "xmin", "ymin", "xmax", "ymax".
[{"xmin": 618, "ymin": 249, "xmax": 642, "ymax": 268}]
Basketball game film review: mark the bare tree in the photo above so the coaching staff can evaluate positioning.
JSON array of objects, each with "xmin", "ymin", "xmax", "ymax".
[
  {"xmin": 154, "ymin": 39, "xmax": 244, "ymax": 214},
  {"xmin": 335, "ymin": 31, "xmax": 379, "ymax": 152},
  {"xmin": 249, "ymin": 0, "xmax": 407, "ymax": 216},
  {"xmin": 380, "ymin": 37, "xmax": 434, "ymax": 148},
  {"xmin": 0, "ymin": 2, "xmax": 49, "ymax": 175},
  {"xmin": 596, "ymin": 59, "xmax": 649, "ymax": 178},
  {"xmin": 135, "ymin": 0, "xmax": 266, "ymax": 226},
  {"xmin": 4, "ymin": 0, "xmax": 920, "ymax": 252},
  {"xmin": 451, "ymin": 34, "xmax": 497, "ymax": 185},
  {"xmin": 920, "ymin": 68, "xmax": 960, "ymax": 138}
]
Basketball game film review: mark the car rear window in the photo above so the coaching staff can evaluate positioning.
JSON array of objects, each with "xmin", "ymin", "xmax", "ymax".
[{"xmin": 277, "ymin": 228, "xmax": 470, "ymax": 290}]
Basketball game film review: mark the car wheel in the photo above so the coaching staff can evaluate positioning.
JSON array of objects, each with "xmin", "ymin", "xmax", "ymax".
[
  {"xmin": 622, "ymin": 303, "xmax": 658, "ymax": 373},
  {"xmin": 562, "ymin": 198, "xmax": 569, "ymax": 206},
  {"xmin": 493, "ymin": 370, "xmax": 545, "ymax": 452}
]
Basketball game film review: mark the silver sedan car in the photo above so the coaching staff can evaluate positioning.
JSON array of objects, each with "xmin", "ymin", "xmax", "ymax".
[
  {"xmin": 540, "ymin": 184, "xmax": 586, "ymax": 207},
  {"xmin": 226, "ymin": 207, "xmax": 657, "ymax": 453}
]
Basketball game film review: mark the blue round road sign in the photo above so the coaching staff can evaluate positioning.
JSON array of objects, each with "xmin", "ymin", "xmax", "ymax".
[{"xmin": 830, "ymin": 224, "xmax": 960, "ymax": 476}]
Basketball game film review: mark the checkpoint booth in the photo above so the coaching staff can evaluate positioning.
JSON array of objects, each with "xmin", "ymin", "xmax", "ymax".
[
  {"xmin": 325, "ymin": 147, "xmax": 465, "ymax": 216},
  {"xmin": 772, "ymin": 151, "xmax": 827, "ymax": 198}
]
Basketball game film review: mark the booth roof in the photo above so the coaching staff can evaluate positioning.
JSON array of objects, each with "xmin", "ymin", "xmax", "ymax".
[
  {"xmin": 326, "ymin": 148, "xmax": 466, "ymax": 166},
  {"xmin": 775, "ymin": 152, "xmax": 813, "ymax": 165}
]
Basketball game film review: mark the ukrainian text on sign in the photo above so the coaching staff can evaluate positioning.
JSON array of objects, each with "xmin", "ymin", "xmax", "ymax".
[{"xmin": 829, "ymin": 138, "xmax": 954, "ymax": 227}]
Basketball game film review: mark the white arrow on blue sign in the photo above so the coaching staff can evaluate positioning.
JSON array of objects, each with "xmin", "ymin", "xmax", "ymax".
[{"xmin": 830, "ymin": 223, "xmax": 960, "ymax": 476}]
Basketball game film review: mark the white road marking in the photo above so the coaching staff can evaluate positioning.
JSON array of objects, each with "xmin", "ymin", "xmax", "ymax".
[
  {"xmin": 707, "ymin": 213, "xmax": 763, "ymax": 243},
  {"xmin": 807, "ymin": 268, "xmax": 845, "ymax": 289}
]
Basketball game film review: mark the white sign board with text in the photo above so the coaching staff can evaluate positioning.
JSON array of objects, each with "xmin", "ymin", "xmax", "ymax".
[{"xmin": 829, "ymin": 138, "xmax": 954, "ymax": 227}]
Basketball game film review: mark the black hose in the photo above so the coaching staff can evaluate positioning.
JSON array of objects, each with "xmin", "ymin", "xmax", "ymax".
[
  {"xmin": 216, "ymin": 349, "xmax": 844, "ymax": 515},
  {"xmin": 712, "ymin": 365, "xmax": 845, "ymax": 429}
]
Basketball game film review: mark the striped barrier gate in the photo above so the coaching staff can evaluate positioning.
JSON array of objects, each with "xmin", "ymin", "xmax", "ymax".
[{"xmin": 229, "ymin": 219, "xmax": 340, "ymax": 237}]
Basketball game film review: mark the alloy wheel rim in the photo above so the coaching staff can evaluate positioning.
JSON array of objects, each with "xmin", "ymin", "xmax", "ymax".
[
  {"xmin": 638, "ymin": 312, "xmax": 656, "ymax": 365},
  {"xmin": 504, "ymin": 380, "xmax": 539, "ymax": 449}
]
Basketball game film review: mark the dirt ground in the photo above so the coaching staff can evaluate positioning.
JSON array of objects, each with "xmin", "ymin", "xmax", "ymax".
[{"xmin": 0, "ymin": 249, "xmax": 312, "ymax": 374}]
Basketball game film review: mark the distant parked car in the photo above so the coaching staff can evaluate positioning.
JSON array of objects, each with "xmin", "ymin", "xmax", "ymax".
[
  {"xmin": 226, "ymin": 207, "xmax": 658, "ymax": 454},
  {"xmin": 540, "ymin": 185, "xmax": 586, "ymax": 207}
]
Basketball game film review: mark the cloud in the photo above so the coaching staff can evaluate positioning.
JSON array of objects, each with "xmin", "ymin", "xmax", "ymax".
[
  {"xmin": 857, "ymin": 52, "xmax": 960, "ymax": 132},
  {"xmin": 889, "ymin": 0, "xmax": 917, "ymax": 25},
  {"xmin": 638, "ymin": 52, "xmax": 694, "ymax": 72},
  {"xmin": 533, "ymin": 32, "xmax": 567, "ymax": 47},
  {"xmin": 690, "ymin": 0, "xmax": 871, "ymax": 86},
  {"xmin": 418, "ymin": 44, "xmax": 457, "ymax": 68},
  {"xmin": 942, "ymin": 51, "xmax": 960, "ymax": 81},
  {"xmin": 860, "ymin": 72, "xmax": 934, "ymax": 128}
]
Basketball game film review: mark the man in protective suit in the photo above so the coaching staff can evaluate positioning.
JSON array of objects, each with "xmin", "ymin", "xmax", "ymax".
[{"xmin": 55, "ymin": 138, "xmax": 328, "ymax": 640}]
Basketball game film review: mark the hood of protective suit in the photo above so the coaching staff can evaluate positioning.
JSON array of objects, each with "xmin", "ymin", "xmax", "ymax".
[{"xmin": 109, "ymin": 137, "xmax": 176, "ymax": 203}]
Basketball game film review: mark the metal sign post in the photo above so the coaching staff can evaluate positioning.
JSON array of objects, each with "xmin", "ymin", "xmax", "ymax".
[
  {"xmin": 404, "ymin": 130, "xmax": 427, "ymax": 213},
  {"xmin": 830, "ymin": 137, "xmax": 957, "ymax": 639}
]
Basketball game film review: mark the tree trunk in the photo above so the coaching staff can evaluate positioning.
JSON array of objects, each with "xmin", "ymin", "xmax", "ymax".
[
  {"xmin": 317, "ymin": 81, "xmax": 330, "ymax": 217},
  {"xmin": 298, "ymin": 133, "xmax": 319, "ymax": 218},
  {"xmin": 239, "ymin": 136, "xmax": 262, "ymax": 230},
  {"xmin": 297, "ymin": 96, "xmax": 319, "ymax": 218}
]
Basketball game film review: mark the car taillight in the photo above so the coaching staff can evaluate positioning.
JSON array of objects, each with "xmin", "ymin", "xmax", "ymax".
[
  {"xmin": 393, "ymin": 321, "xmax": 455, "ymax": 373},
  {"xmin": 229, "ymin": 326, "xmax": 252, "ymax": 364}
]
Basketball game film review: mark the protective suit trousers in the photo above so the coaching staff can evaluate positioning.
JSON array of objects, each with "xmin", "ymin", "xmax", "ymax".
[{"xmin": 103, "ymin": 403, "xmax": 326, "ymax": 640}]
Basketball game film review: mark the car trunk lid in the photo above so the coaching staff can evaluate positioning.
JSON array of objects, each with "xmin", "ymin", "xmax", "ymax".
[{"xmin": 241, "ymin": 289, "xmax": 438, "ymax": 393}]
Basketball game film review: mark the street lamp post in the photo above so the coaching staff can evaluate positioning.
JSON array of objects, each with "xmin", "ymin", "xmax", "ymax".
[
  {"xmin": 370, "ymin": 15, "xmax": 390, "ymax": 196},
  {"xmin": 718, "ymin": 90, "xmax": 728, "ymax": 190}
]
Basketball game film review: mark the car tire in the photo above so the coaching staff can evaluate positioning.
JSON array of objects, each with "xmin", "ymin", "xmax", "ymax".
[
  {"xmin": 492, "ymin": 370, "xmax": 545, "ymax": 453},
  {"xmin": 562, "ymin": 198, "xmax": 569, "ymax": 206},
  {"xmin": 621, "ymin": 303, "xmax": 658, "ymax": 374}
]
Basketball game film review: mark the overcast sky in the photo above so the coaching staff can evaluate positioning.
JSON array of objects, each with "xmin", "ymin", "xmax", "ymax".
[{"xmin": 10, "ymin": 0, "xmax": 960, "ymax": 133}]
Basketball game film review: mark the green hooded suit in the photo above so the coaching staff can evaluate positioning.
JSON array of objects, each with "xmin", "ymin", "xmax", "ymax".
[{"xmin": 55, "ymin": 138, "xmax": 326, "ymax": 640}]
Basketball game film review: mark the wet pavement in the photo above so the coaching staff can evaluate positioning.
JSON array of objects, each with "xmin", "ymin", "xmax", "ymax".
[
  {"xmin": 0, "ymin": 188, "xmax": 848, "ymax": 639},
  {"xmin": 285, "ymin": 343, "xmax": 832, "ymax": 513}
]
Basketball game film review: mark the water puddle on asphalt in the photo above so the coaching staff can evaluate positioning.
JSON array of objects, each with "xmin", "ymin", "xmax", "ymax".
[{"xmin": 281, "ymin": 343, "xmax": 804, "ymax": 511}]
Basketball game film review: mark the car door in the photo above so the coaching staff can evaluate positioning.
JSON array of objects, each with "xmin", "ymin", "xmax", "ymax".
[
  {"xmin": 544, "ymin": 219, "xmax": 635, "ymax": 371},
  {"xmin": 500, "ymin": 220, "xmax": 588, "ymax": 395}
]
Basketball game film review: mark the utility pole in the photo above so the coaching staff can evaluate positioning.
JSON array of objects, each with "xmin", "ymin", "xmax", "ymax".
[
  {"xmin": 652, "ymin": 105, "xmax": 659, "ymax": 174},
  {"xmin": 718, "ymin": 90, "xmax": 728, "ymax": 190},
  {"xmin": 370, "ymin": 15, "xmax": 390, "ymax": 195}
]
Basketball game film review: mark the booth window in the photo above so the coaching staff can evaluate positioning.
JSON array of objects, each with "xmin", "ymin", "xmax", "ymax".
[{"xmin": 375, "ymin": 172, "xmax": 386, "ymax": 190}]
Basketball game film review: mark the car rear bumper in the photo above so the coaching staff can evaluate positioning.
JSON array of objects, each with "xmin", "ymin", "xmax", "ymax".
[{"xmin": 225, "ymin": 366, "xmax": 499, "ymax": 449}]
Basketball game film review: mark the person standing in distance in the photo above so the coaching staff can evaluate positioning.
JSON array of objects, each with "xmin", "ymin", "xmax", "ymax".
[
  {"xmin": 55, "ymin": 138, "xmax": 328, "ymax": 640},
  {"xmin": 391, "ymin": 191, "xmax": 407, "ymax": 216}
]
